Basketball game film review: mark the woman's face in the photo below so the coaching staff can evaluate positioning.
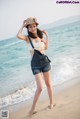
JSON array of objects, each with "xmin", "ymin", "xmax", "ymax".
[{"xmin": 28, "ymin": 23, "xmax": 37, "ymax": 34}]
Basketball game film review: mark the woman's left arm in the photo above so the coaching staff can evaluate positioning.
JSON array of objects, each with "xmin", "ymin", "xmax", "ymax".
[{"xmin": 41, "ymin": 30, "xmax": 48, "ymax": 50}]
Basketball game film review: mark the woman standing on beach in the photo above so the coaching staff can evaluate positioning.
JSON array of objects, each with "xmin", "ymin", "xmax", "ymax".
[{"xmin": 17, "ymin": 17, "xmax": 54, "ymax": 116}]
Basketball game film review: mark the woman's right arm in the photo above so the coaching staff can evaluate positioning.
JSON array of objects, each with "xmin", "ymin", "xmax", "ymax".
[{"xmin": 17, "ymin": 21, "xmax": 28, "ymax": 41}]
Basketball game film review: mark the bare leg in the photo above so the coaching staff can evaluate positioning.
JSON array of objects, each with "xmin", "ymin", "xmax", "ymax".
[
  {"xmin": 29, "ymin": 73, "xmax": 43, "ymax": 116},
  {"xmin": 43, "ymin": 71, "xmax": 54, "ymax": 108}
]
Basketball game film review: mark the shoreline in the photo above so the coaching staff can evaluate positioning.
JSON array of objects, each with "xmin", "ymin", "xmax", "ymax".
[{"xmin": 1, "ymin": 77, "xmax": 80, "ymax": 119}]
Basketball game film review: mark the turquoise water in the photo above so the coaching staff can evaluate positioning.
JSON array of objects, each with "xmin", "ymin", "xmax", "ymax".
[{"xmin": 0, "ymin": 21, "xmax": 80, "ymax": 108}]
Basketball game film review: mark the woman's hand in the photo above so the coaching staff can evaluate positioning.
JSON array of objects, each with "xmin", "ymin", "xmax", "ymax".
[
  {"xmin": 42, "ymin": 30, "xmax": 48, "ymax": 37},
  {"xmin": 22, "ymin": 20, "xmax": 27, "ymax": 27}
]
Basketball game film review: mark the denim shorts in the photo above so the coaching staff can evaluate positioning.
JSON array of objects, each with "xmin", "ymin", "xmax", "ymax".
[{"xmin": 31, "ymin": 54, "xmax": 51, "ymax": 75}]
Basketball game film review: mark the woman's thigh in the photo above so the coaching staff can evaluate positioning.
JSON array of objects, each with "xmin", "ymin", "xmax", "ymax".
[
  {"xmin": 34, "ymin": 73, "xmax": 43, "ymax": 90},
  {"xmin": 43, "ymin": 71, "xmax": 52, "ymax": 86}
]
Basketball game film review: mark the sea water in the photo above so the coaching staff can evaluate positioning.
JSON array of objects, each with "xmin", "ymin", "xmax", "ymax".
[{"xmin": 0, "ymin": 21, "xmax": 80, "ymax": 109}]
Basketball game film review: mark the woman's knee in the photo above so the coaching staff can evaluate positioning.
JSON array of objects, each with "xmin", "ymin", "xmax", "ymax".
[
  {"xmin": 35, "ymin": 73, "xmax": 43, "ymax": 92},
  {"xmin": 37, "ymin": 87, "xmax": 43, "ymax": 92},
  {"xmin": 46, "ymin": 82, "xmax": 52, "ymax": 88}
]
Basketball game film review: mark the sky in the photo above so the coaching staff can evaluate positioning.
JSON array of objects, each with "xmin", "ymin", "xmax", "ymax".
[{"xmin": 0, "ymin": 0, "xmax": 80, "ymax": 40}]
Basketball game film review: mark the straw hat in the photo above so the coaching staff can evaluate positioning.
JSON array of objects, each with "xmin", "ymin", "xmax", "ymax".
[{"xmin": 24, "ymin": 17, "xmax": 39, "ymax": 27}]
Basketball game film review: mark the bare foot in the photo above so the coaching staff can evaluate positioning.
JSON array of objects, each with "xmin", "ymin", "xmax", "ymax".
[
  {"xmin": 48, "ymin": 104, "xmax": 56, "ymax": 109},
  {"xmin": 28, "ymin": 111, "xmax": 37, "ymax": 117}
]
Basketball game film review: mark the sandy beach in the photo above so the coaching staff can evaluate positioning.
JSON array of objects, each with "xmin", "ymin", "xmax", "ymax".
[{"xmin": 1, "ymin": 77, "xmax": 80, "ymax": 119}]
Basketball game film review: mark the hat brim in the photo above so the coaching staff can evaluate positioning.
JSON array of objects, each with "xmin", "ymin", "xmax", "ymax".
[{"xmin": 25, "ymin": 22, "xmax": 39, "ymax": 28}]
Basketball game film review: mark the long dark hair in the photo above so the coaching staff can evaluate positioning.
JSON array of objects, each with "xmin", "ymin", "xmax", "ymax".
[{"xmin": 26, "ymin": 26, "xmax": 43, "ymax": 39}]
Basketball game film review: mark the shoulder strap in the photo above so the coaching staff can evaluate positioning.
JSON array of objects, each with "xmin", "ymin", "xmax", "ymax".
[
  {"xmin": 27, "ymin": 35, "xmax": 44, "ymax": 58},
  {"xmin": 27, "ymin": 35, "xmax": 34, "ymax": 49}
]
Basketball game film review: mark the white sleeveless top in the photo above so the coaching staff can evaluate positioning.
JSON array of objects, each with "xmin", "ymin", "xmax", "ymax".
[{"xmin": 27, "ymin": 38, "xmax": 45, "ymax": 51}]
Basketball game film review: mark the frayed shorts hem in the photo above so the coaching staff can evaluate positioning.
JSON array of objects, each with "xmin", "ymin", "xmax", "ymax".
[{"xmin": 31, "ymin": 63, "xmax": 51, "ymax": 75}]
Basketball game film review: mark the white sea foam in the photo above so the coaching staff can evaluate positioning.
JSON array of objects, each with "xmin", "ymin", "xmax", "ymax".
[
  {"xmin": 51, "ymin": 54, "xmax": 79, "ymax": 85},
  {"xmin": 0, "ymin": 80, "xmax": 47, "ymax": 109},
  {"xmin": 0, "ymin": 81, "xmax": 35, "ymax": 109}
]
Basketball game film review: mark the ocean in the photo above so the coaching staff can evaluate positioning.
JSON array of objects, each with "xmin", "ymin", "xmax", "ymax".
[{"xmin": 0, "ymin": 21, "xmax": 80, "ymax": 109}]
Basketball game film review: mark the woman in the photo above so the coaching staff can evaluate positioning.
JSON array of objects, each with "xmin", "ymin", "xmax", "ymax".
[{"xmin": 17, "ymin": 17, "xmax": 55, "ymax": 116}]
